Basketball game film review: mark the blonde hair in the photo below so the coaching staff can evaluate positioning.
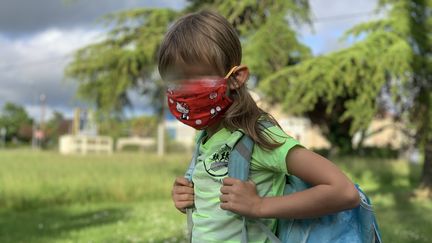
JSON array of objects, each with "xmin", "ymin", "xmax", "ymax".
[{"xmin": 158, "ymin": 10, "xmax": 282, "ymax": 150}]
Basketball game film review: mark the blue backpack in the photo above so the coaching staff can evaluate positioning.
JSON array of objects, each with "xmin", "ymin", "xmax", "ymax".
[{"xmin": 185, "ymin": 128, "xmax": 382, "ymax": 243}]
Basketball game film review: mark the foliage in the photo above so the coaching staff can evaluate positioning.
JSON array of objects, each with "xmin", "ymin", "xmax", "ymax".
[
  {"xmin": 43, "ymin": 111, "xmax": 67, "ymax": 146},
  {"xmin": 65, "ymin": 8, "xmax": 179, "ymax": 116},
  {"xmin": 260, "ymin": 0, "xmax": 431, "ymax": 154},
  {"xmin": 129, "ymin": 115, "xmax": 158, "ymax": 137},
  {"xmin": 0, "ymin": 102, "xmax": 33, "ymax": 142},
  {"xmin": 186, "ymin": 0, "xmax": 312, "ymax": 80}
]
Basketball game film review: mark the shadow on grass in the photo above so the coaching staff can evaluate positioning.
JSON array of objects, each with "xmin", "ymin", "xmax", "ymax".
[{"xmin": 0, "ymin": 206, "xmax": 130, "ymax": 243}]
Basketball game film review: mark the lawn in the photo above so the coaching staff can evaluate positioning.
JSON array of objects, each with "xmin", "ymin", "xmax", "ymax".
[{"xmin": 0, "ymin": 149, "xmax": 431, "ymax": 242}]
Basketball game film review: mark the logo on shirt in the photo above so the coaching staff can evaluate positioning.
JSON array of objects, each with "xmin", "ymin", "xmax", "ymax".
[{"xmin": 204, "ymin": 144, "xmax": 230, "ymax": 177}]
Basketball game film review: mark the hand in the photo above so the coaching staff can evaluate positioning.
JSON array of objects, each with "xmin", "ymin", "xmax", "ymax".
[
  {"xmin": 172, "ymin": 177, "xmax": 194, "ymax": 213},
  {"xmin": 219, "ymin": 177, "xmax": 263, "ymax": 218}
]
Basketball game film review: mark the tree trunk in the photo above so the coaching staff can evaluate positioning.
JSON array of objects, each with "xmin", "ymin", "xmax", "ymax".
[
  {"xmin": 156, "ymin": 86, "xmax": 166, "ymax": 156},
  {"xmin": 420, "ymin": 138, "xmax": 432, "ymax": 188}
]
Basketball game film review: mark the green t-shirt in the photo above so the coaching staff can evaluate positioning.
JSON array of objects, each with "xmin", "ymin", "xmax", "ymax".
[{"xmin": 191, "ymin": 125, "xmax": 301, "ymax": 243}]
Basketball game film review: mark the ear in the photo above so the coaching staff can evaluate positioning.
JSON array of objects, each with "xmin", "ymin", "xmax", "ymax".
[{"xmin": 228, "ymin": 65, "xmax": 249, "ymax": 90}]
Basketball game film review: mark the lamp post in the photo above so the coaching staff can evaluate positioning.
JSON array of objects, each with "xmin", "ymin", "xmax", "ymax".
[{"xmin": 37, "ymin": 94, "xmax": 46, "ymax": 148}]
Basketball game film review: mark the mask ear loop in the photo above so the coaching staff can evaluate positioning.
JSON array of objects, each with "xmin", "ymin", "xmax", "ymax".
[
  {"xmin": 224, "ymin": 66, "xmax": 238, "ymax": 79},
  {"xmin": 224, "ymin": 66, "xmax": 240, "ymax": 91},
  {"xmin": 224, "ymin": 66, "xmax": 239, "ymax": 98}
]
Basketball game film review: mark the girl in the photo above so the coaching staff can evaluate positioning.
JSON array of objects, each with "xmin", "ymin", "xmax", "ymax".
[{"xmin": 158, "ymin": 10, "xmax": 360, "ymax": 242}]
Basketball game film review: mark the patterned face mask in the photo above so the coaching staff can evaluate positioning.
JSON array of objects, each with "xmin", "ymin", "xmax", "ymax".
[{"xmin": 166, "ymin": 66, "xmax": 238, "ymax": 130}]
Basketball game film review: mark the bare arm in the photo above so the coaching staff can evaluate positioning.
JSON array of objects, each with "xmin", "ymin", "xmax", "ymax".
[
  {"xmin": 220, "ymin": 147, "xmax": 360, "ymax": 219},
  {"xmin": 257, "ymin": 146, "xmax": 360, "ymax": 218}
]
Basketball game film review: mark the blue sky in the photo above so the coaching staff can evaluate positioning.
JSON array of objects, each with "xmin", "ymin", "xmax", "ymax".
[{"xmin": 0, "ymin": 0, "xmax": 381, "ymax": 121}]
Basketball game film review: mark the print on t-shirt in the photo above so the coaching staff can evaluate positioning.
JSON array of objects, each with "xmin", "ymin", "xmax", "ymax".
[{"xmin": 203, "ymin": 144, "xmax": 230, "ymax": 177}]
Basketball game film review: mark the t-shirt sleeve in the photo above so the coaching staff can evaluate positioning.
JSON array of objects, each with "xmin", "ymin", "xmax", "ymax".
[{"xmin": 252, "ymin": 125, "xmax": 302, "ymax": 174}]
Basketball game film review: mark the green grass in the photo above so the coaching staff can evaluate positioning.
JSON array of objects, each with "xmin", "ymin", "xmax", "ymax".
[
  {"xmin": 0, "ymin": 149, "xmax": 431, "ymax": 242},
  {"xmin": 0, "ymin": 149, "xmax": 190, "ymax": 209}
]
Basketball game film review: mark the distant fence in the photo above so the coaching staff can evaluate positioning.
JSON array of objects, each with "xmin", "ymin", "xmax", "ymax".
[
  {"xmin": 59, "ymin": 135, "xmax": 113, "ymax": 155},
  {"xmin": 116, "ymin": 136, "xmax": 155, "ymax": 151}
]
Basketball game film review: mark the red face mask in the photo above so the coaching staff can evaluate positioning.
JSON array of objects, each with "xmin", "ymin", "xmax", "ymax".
[{"xmin": 166, "ymin": 67, "xmax": 237, "ymax": 130}]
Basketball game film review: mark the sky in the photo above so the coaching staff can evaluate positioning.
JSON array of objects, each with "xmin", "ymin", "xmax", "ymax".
[{"xmin": 0, "ymin": 0, "xmax": 381, "ymax": 121}]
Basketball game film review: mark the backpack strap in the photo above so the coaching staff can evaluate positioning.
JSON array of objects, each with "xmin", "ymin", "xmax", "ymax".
[
  {"xmin": 225, "ymin": 132, "xmax": 252, "ymax": 243},
  {"xmin": 184, "ymin": 131, "xmax": 207, "ymax": 181},
  {"xmin": 228, "ymin": 119, "xmax": 275, "ymax": 180},
  {"xmin": 228, "ymin": 131, "xmax": 253, "ymax": 181},
  {"xmin": 228, "ymin": 121, "xmax": 282, "ymax": 243},
  {"xmin": 184, "ymin": 131, "xmax": 207, "ymax": 243}
]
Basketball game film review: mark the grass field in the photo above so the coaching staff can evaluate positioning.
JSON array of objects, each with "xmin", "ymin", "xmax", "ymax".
[{"xmin": 0, "ymin": 149, "xmax": 431, "ymax": 242}]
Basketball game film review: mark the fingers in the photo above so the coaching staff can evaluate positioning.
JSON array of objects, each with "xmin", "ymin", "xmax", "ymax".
[
  {"xmin": 174, "ymin": 200, "xmax": 194, "ymax": 213},
  {"xmin": 172, "ymin": 177, "xmax": 195, "ymax": 213},
  {"xmin": 222, "ymin": 177, "xmax": 239, "ymax": 186},
  {"xmin": 173, "ymin": 185, "xmax": 194, "ymax": 195},
  {"xmin": 220, "ymin": 178, "xmax": 253, "ymax": 193},
  {"xmin": 173, "ymin": 192, "xmax": 194, "ymax": 202},
  {"xmin": 219, "ymin": 193, "xmax": 229, "ymax": 203},
  {"xmin": 175, "ymin": 177, "xmax": 193, "ymax": 187},
  {"xmin": 220, "ymin": 201, "xmax": 230, "ymax": 211},
  {"xmin": 172, "ymin": 186, "xmax": 194, "ymax": 213}
]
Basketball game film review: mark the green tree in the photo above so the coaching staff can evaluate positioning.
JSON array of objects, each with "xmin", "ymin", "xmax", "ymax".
[
  {"xmin": 65, "ymin": 8, "xmax": 179, "ymax": 117},
  {"xmin": 45, "ymin": 111, "xmax": 65, "ymax": 144},
  {"xmin": 186, "ymin": 0, "xmax": 312, "ymax": 80},
  {"xmin": 130, "ymin": 116, "xmax": 158, "ymax": 137},
  {"xmin": 0, "ymin": 102, "xmax": 33, "ymax": 142},
  {"xmin": 261, "ymin": 0, "xmax": 432, "ymax": 187}
]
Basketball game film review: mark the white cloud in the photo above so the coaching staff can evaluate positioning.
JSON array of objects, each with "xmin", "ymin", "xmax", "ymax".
[{"xmin": 0, "ymin": 28, "xmax": 102, "ymax": 120}]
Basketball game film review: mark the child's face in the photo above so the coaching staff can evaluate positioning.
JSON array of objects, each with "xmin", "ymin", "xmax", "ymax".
[{"xmin": 163, "ymin": 64, "xmax": 223, "ymax": 88}]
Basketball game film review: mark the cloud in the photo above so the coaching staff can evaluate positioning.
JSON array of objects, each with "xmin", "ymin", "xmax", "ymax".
[
  {"xmin": 0, "ymin": 0, "xmax": 186, "ymax": 120},
  {"xmin": 0, "ymin": 0, "xmax": 186, "ymax": 37},
  {"xmin": 0, "ymin": 28, "xmax": 101, "ymax": 120}
]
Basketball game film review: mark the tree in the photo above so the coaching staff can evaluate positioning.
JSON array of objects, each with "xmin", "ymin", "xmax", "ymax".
[
  {"xmin": 261, "ymin": 0, "xmax": 432, "ymax": 188},
  {"xmin": 185, "ymin": 0, "xmax": 312, "ymax": 80},
  {"xmin": 130, "ymin": 116, "xmax": 158, "ymax": 137},
  {"xmin": 45, "ymin": 111, "xmax": 66, "ymax": 144},
  {"xmin": 0, "ymin": 102, "xmax": 33, "ymax": 142},
  {"xmin": 65, "ymin": 8, "xmax": 179, "ymax": 117},
  {"xmin": 65, "ymin": 1, "xmax": 312, "ymax": 154}
]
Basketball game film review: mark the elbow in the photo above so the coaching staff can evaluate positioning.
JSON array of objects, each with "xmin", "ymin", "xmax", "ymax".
[{"xmin": 343, "ymin": 184, "xmax": 360, "ymax": 209}]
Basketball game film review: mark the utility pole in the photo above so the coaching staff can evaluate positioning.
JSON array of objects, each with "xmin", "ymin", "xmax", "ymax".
[
  {"xmin": 40, "ymin": 94, "xmax": 46, "ymax": 131},
  {"xmin": 37, "ymin": 94, "xmax": 46, "ymax": 148}
]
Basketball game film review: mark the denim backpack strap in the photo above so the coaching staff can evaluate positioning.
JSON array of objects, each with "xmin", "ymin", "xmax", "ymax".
[
  {"xmin": 229, "ymin": 129, "xmax": 281, "ymax": 243},
  {"xmin": 228, "ymin": 131, "xmax": 252, "ymax": 243},
  {"xmin": 228, "ymin": 120, "xmax": 275, "ymax": 180},
  {"xmin": 228, "ymin": 131, "xmax": 253, "ymax": 181},
  {"xmin": 184, "ymin": 131, "xmax": 206, "ymax": 181},
  {"xmin": 184, "ymin": 131, "xmax": 206, "ymax": 243}
]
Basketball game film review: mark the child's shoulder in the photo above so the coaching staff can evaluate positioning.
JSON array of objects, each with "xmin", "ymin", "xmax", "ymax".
[
  {"xmin": 254, "ymin": 120, "xmax": 303, "ymax": 154},
  {"xmin": 258, "ymin": 120, "xmax": 295, "ymax": 142}
]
